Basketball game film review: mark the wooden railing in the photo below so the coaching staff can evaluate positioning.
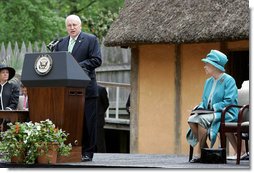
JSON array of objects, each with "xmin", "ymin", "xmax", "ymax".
[{"xmin": 97, "ymin": 81, "xmax": 130, "ymax": 125}]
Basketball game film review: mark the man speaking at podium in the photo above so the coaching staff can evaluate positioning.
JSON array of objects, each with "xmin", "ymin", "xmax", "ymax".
[{"xmin": 55, "ymin": 14, "xmax": 102, "ymax": 162}]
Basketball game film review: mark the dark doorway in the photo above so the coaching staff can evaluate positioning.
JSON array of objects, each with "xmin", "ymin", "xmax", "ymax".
[
  {"xmin": 226, "ymin": 51, "xmax": 249, "ymax": 89},
  {"xmin": 105, "ymin": 129, "xmax": 130, "ymax": 153}
]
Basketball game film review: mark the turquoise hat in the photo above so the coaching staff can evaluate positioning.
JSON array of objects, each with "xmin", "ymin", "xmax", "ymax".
[{"xmin": 201, "ymin": 50, "xmax": 228, "ymax": 72}]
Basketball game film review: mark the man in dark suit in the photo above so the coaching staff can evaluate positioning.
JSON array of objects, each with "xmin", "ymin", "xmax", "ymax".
[
  {"xmin": 55, "ymin": 14, "xmax": 102, "ymax": 161},
  {"xmin": 96, "ymin": 85, "xmax": 109, "ymax": 153}
]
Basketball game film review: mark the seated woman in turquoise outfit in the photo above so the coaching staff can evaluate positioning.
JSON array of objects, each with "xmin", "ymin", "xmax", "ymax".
[{"xmin": 186, "ymin": 50, "xmax": 238, "ymax": 163}]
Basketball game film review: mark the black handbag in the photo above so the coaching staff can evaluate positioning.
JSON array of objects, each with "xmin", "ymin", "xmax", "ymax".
[{"xmin": 201, "ymin": 148, "xmax": 226, "ymax": 164}]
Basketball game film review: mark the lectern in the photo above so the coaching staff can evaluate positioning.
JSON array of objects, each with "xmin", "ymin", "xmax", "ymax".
[{"xmin": 21, "ymin": 51, "xmax": 90, "ymax": 162}]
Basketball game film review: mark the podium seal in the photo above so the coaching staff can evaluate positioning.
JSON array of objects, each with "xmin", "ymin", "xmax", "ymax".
[{"xmin": 34, "ymin": 54, "xmax": 53, "ymax": 75}]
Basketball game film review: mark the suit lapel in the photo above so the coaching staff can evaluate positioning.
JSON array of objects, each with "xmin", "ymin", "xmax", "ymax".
[
  {"xmin": 61, "ymin": 37, "xmax": 69, "ymax": 51},
  {"xmin": 72, "ymin": 33, "xmax": 85, "ymax": 54}
]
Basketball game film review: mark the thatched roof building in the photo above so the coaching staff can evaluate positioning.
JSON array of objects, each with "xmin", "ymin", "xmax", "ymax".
[
  {"xmin": 104, "ymin": 0, "xmax": 249, "ymax": 47},
  {"xmin": 103, "ymin": 0, "xmax": 249, "ymax": 155}
]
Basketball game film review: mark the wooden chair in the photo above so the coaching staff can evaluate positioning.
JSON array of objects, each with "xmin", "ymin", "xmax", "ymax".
[
  {"xmin": 220, "ymin": 81, "xmax": 249, "ymax": 164},
  {"xmin": 189, "ymin": 145, "xmax": 194, "ymax": 162}
]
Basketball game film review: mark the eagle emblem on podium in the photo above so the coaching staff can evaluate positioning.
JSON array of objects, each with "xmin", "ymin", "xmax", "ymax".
[{"xmin": 34, "ymin": 54, "xmax": 53, "ymax": 75}]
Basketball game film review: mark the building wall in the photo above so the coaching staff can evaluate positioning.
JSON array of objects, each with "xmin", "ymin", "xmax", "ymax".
[
  {"xmin": 226, "ymin": 40, "xmax": 249, "ymax": 50},
  {"xmin": 137, "ymin": 44, "xmax": 176, "ymax": 153}
]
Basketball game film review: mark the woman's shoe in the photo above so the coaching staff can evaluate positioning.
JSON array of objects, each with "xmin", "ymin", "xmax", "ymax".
[
  {"xmin": 240, "ymin": 153, "xmax": 249, "ymax": 160},
  {"xmin": 190, "ymin": 158, "xmax": 201, "ymax": 163},
  {"xmin": 227, "ymin": 153, "xmax": 249, "ymax": 160},
  {"xmin": 227, "ymin": 155, "xmax": 237, "ymax": 160}
]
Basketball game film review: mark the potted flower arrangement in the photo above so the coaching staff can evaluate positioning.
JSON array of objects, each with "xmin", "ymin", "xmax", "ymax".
[
  {"xmin": 0, "ymin": 119, "xmax": 72, "ymax": 164},
  {"xmin": 33, "ymin": 119, "xmax": 72, "ymax": 164},
  {"xmin": 0, "ymin": 121, "xmax": 33, "ymax": 163}
]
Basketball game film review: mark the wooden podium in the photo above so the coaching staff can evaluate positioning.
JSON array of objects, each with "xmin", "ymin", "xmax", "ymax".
[{"xmin": 21, "ymin": 52, "xmax": 90, "ymax": 162}]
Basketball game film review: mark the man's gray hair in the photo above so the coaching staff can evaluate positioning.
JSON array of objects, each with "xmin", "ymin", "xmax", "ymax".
[{"xmin": 65, "ymin": 14, "xmax": 82, "ymax": 25}]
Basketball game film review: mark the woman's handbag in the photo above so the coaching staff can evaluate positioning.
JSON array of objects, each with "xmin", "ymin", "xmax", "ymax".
[{"xmin": 201, "ymin": 148, "xmax": 226, "ymax": 164}]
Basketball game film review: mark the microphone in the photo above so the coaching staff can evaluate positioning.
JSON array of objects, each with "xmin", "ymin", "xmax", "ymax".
[{"xmin": 47, "ymin": 38, "xmax": 63, "ymax": 52}]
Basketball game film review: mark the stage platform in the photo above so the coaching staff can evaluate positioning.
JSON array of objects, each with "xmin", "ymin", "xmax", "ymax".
[{"xmin": 0, "ymin": 153, "xmax": 250, "ymax": 169}]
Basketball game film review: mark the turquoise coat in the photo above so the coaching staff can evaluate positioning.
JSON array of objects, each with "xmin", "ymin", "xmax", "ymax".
[{"xmin": 187, "ymin": 73, "xmax": 238, "ymax": 147}]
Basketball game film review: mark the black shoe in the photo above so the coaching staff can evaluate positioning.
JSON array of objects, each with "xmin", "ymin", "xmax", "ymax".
[
  {"xmin": 81, "ymin": 155, "xmax": 92, "ymax": 162},
  {"xmin": 190, "ymin": 158, "xmax": 201, "ymax": 163}
]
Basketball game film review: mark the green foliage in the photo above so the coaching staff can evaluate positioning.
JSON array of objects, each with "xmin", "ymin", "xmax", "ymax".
[
  {"xmin": 82, "ymin": 9, "xmax": 119, "ymax": 42},
  {"xmin": 56, "ymin": 0, "xmax": 124, "ymax": 17},
  {"xmin": 0, "ymin": 0, "xmax": 125, "ymax": 45},
  {"xmin": 0, "ymin": 0, "xmax": 66, "ymax": 45}
]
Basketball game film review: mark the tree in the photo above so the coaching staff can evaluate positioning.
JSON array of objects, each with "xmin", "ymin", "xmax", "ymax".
[
  {"xmin": 0, "ymin": 0, "xmax": 66, "ymax": 45},
  {"xmin": 54, "ymin": 0, "xmax": 124, "ymax": 16},
  {"xmin": 0, "ymin": 0, "xmax": 125, "ymax": 45},
  {"xmin": 82, "ymin": 9, "xmax": 119, "ymax": 42}
]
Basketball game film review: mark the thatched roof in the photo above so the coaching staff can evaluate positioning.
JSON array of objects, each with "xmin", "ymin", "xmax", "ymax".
[{"xmin": 104, "ymin": 0, "xmax": 249, "ymax": 47}]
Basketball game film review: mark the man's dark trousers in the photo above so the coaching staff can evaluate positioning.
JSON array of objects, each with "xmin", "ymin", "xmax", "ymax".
[{"xmin": 82, "ymin": 97, "xmax": 97, "ymax": 159}]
